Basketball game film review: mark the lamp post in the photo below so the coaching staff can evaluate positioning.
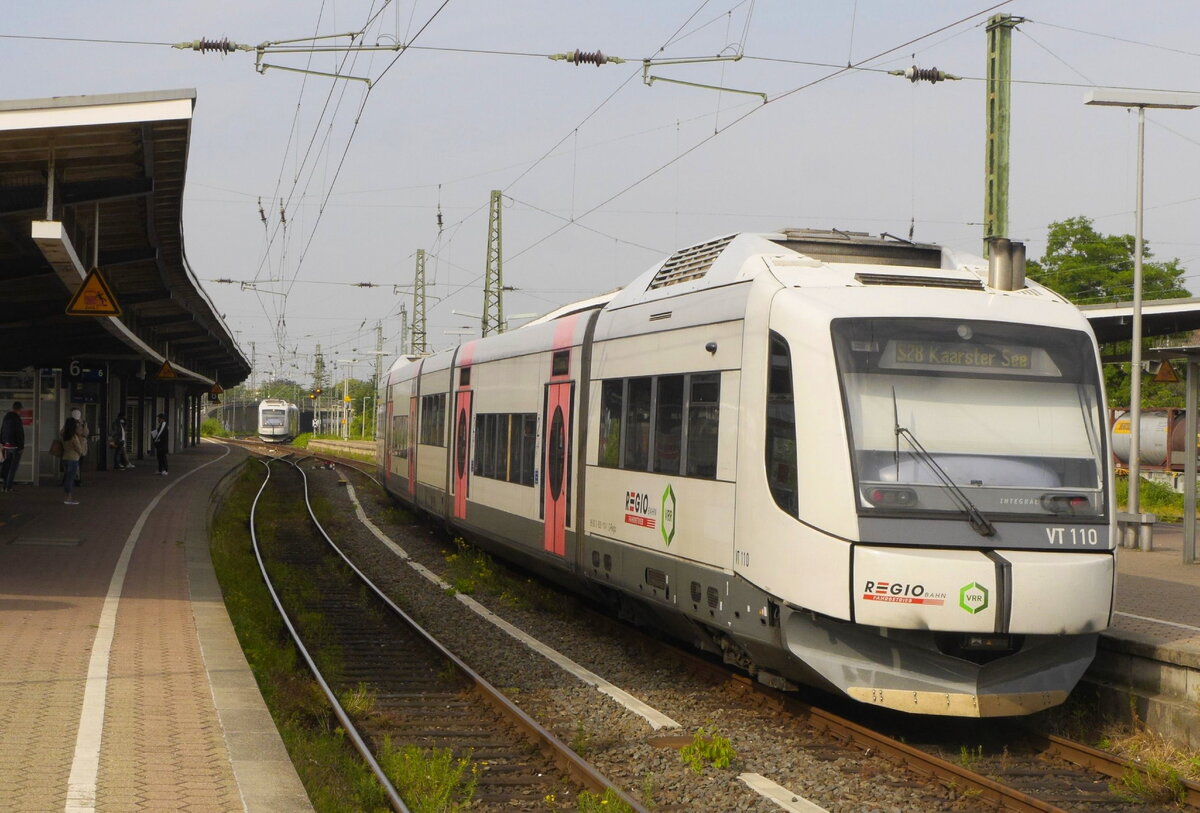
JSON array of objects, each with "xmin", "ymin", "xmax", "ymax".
[
  {"xmin": 337, "ymin": 359, "xmax": 356, "ymax": 441},
  {"xmin": 1085, "ymin": 89, "xmax": 1200, "ymax": 526},
  {"xmin": 361, "ymin": 396, "xmax": 373, "ymax": 439}
]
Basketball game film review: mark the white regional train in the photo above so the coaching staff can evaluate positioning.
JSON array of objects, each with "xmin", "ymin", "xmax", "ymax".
[
  {"xmin": 257, "ymin": 398, "xmax": 300, "ymax": 443},
  {"xmin": 377, "ymin": 229, "xmax": 1114, "ymax": 717}
]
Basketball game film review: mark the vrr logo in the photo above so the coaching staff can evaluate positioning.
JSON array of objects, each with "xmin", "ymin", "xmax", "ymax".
[
  {"xmin": 959, "ymin": 582, "xmax": 989, "ymax": 614},
  {"xmin": 661, "ymin": 484, "xmax": 676, "ymax": 546}
]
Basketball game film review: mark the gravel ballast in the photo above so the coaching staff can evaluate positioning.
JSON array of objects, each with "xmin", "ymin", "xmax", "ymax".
[{"xmin": 300, "ymin": 462, "xmax": 966, "ymax": 812}]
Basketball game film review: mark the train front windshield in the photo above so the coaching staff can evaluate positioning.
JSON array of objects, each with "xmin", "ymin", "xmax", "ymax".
[
  {"xmin": 262, "ymin": 409, "xmax": 285, "ymax": 427},
  {"xmin": 832, "ymin": 318, "xmax": 1107, "ymax": 520}
]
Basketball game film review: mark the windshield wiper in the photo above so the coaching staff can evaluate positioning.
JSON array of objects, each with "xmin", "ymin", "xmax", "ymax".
[{"xmin": 891, "ymin": 389, "xmax": 995, "ymax": 537}]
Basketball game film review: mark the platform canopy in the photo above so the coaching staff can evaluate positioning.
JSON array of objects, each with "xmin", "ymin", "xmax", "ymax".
[
  {"xmin": 1081, "ymin": 297, "xmax": 1200, "ymax": 346},
  {"xmin": 0, "ymin": 89, "xmax": 249, "ymax": 387}
]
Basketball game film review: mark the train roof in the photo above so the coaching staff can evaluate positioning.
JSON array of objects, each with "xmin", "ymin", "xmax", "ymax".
[
  {"xmin": 383, "ymin": 228, "xmax": 1080, "ymax": 379},
  {"xmin": 602, "ymin": 229, "xmax": 1069, "ymax": 310}
]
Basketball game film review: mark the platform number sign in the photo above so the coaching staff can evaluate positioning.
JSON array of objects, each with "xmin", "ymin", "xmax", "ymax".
[
  {"xmin": 959, "ymin": 582, "xmax": 989, "ymax": 614},
  {"xmin": 64, "ymin": 360, "xmax": 105, "ymax": 383}
]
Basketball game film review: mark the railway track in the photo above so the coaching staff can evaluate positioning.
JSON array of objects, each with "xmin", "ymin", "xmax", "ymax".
[
  {"xmin": 580, "ymin": 588, "xmax": 1200, "ymax": 812},
  {"xmin": 239, "ymin": 439, "xmax": 1200, "ymax": 810},
  {"xmin": 246, "ymin": 450, "xmax": 643, "ymax": 811}
]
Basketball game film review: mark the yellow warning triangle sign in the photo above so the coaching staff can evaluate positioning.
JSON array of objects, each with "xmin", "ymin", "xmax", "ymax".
[
  {"xmin": 1155, "ymin": 360, "xmax": 1180, "ymax": 383},
  {"xmin": 156, "ymin": 360, "xmax": 177, "ymax": 379},
  {"xmin": 209, "ymin": 382, "xmax": 224, "ymax": 395},
  {"xmin": 66, "ymin": 268, "xmax": 122, "ymax": 317}
]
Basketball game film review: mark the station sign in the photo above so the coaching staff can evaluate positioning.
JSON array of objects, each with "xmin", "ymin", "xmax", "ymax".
[
  {"xmin": 63, "ymin": 360, "xmax": 106, "ymax": 383},
  {"xmin": 66, "ymin": 268, "xmax": 122, "ymax": 317},
  {"xmin": 69, "ymin": 382, "xmax": 100, "ymax": 404}
]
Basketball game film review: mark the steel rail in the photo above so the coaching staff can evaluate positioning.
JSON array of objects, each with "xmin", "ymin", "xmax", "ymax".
[
  {"xmin": 248, "ymin": 456, "xmax": 411, "ymax": 813},
  {"xmin": 1035, "ymin": 731, "xmax": 1200, "ymax": 808},
  {"xmin": 732, "ymin": 677, "xmax": 1064, "ymax": 813},
  {"xmin": 579, "ymin": 605, "xmax": 1068, "ymax": 812},
  {"xmin": 267, "ymin": 451, "xmax": 645, "ymax": 810},
  {"xmin": 292, "ymin": 439, "xmax": 1200, "ymax": 811}
]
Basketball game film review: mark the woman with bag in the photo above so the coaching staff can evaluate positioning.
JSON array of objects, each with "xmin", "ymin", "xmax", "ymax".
[
  {"xmin": 60, "ymin": 417, "xmax": 86, "ymax": 505},
  {"xmin": 69, "ymin": 408, "xmax": 88, "ymax": 486}
]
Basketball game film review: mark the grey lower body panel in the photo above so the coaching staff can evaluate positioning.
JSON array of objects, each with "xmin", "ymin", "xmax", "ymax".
[
  {"xmin": 782, "ymin": 608, "xmax": 1098, "ymax": 716},
  {"xmin": 393, "ymin": 483, "xmax": 1097, "ymax": 717}
]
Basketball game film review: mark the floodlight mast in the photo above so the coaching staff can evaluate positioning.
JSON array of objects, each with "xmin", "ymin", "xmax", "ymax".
[{"xmin": 1085, "ymin": 88, "xmax": 1200, "ymax": 532}]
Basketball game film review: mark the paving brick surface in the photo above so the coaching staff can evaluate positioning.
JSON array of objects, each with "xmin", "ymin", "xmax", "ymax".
[
  {"xmin": 0, "ymin": 441, "xmax": 311, "ymax": 813},
  {"xmin": 1109, "ymin": 524, "xmax": 1200, "ymax": 661}
]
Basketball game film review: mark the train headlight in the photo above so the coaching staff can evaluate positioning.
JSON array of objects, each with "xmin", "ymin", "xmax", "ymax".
[
  {"xmin": 1040, "ymin": 494, "xmax": 1090, "ymax": 515},
  {"xmin": 864, "ymin": 487, "xmax": 918, "ymax": 507},
  {"xmin": 956, "ymin": 324, "xmax": 973, "ymax": 340}
]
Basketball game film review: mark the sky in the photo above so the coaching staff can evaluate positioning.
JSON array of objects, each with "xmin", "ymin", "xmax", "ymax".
[{"xmin": 3, "ymin": 1, "xmax": 1200, "ymax": 388}]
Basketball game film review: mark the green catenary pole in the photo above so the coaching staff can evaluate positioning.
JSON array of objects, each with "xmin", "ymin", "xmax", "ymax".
[
  {"xmin": 984, "ymin": 15, "xmax": 1023, "ymax": 256},
  {"xmin": 482, "ymin": 189, "xmax": 504, "ymax": 336},
  {"xmin": 413, "ymin": 249, "xmax": 427, "ymax": 355}
]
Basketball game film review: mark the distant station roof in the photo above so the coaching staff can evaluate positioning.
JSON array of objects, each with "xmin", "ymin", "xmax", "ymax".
[
  {"xmin": 0, "ymin": 89, "xmax": 248, "ymax": 386},
  {"xmin": 1081, "ymin": 297, "xmax": 1200, "ymax": 345}
]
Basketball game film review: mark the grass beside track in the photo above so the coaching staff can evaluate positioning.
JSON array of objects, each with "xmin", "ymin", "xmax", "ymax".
[{"xmin": 210, "ymin": 461, "xmax": 392, "ymax": 812}]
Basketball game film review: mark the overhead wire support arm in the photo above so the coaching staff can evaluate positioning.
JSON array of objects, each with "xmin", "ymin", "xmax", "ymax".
[
  {"xmin": 548, "ymin": 48, "xmax": 765, "ymax": 103},
  {"xmin": 641, "ymin": 55, "xmax": 767, "ymax": 103},
  {"xmin": 175, "ymin": 32, "xmax": 409, "ymax": 86}
]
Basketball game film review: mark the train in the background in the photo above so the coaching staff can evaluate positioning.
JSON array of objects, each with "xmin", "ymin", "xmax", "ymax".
[
  {"xmin": 376, "ymin": 229, "xmax": 1114, "ymax": 717},
  {"xmin": 257, "ymin": 399, "xmax": 299, "ymax": 443}
]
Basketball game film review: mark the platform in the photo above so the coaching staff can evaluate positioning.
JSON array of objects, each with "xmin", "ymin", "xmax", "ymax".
[
  {"xmin": 0, "ymin": 439, "xmax": 311, "ymax": 812},
  {"xmin": 1088, "ymin": 524, "xmax": 1200, "ymax": 747}
]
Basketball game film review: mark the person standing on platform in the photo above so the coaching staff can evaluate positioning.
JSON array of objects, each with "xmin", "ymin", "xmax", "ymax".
[
  {"xmin": 0, "ymin": 401, "xmax": 24, "ymax": 492},
  {"xmin": 61, "ymin": 417, "xmax": 86, "ymax": 505},
  {"xmin": 70, "ymin": 407, "xmax": 88, "ymax": 486},
  {"xmin": 151, "ymin": 413, "xmax": 169, "ymax": 475},
  {"xmin": 111, "ymin": 412, "xmax": 131, "ymax": 470}
]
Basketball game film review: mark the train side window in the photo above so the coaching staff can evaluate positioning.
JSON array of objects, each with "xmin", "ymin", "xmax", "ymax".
[
  {"xmin": 472, "ymin": 412, "xmax": 537, "ymax": 487},
  {"xmin": 685, "ymin": 373, "xmax": 720, "ymax": 479},
  {"xmin": 518, "ymin": 414, "xmax": 537, "ymax": 485},
  {"xmin": 766, "ymin": 332, "xmax": 799, "ymax": 516},
  {"xmin": 598, "ymin": 379, "xmax": 623, "ymax": 468},
  {"xmin": 475, "ymin": 414, "xmax": 494, "ymax": 478},
  {"xmin": 624, "ymin": 377, "xmax": 652, "ymax": 471},
  {"xmin": 419, "ymin": 393, "xmax": 446, "ymax": 446},
  {"xmin": 653, "ymin": 375, "xmax": 684, "ymax": 474},
  {"xmin": 506, "ymin": 415, "xmax": 519, "ymax": 481},
  {"xmin": 392, "ymin": 415, "xmax": 409, "ymax": 458},
  {"xmin": 552, "ymin": 350, "xmax": 570, "ymax": 377}
]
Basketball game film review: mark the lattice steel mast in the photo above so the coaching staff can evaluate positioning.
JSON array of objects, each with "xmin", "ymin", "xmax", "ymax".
[
  {"xmin": 482, "ymin": 190, "xmax": 504, "ymax": 336},
  {"xmin": 412, "ymin": 249, "xmax": 427, "ymax": 355}
]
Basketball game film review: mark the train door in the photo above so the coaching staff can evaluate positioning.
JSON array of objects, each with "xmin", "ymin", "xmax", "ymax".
[
  {"xmin": 407, "ymin": 395, "xmax": 418, "ymax": 496},
  {"xmin": 542, "ymin": 380, "xmax": 573, "ymax": 556},
  {"xmin": 453, "ymin": 388, "xmax": 471, "ymax": 519}
]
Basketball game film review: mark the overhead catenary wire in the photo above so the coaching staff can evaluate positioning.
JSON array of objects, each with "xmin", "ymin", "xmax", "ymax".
[
  {"xmin": 1031, "ymin": 20, "xmax": 1200, "ymax": 60},
  {"xmin": 23, "ymin": 6, "xmax": 1195, "ymax": 358},
  {"xmin": 257, "ymin": 0, "xmax": 453, "ymax": 372},
  {"xmin": 504, "ymin": 0, "xmax": 1022, "ymax": 267}
]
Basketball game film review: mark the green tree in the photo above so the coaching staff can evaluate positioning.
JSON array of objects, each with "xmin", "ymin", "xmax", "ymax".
[
  {"xmin": 1026, "ymin": 216, "xmax": 1188, "ymax": 305},
  {"xmin": 1027, "ymin": 216, "xmax": 1191, "ymax": 407}
]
